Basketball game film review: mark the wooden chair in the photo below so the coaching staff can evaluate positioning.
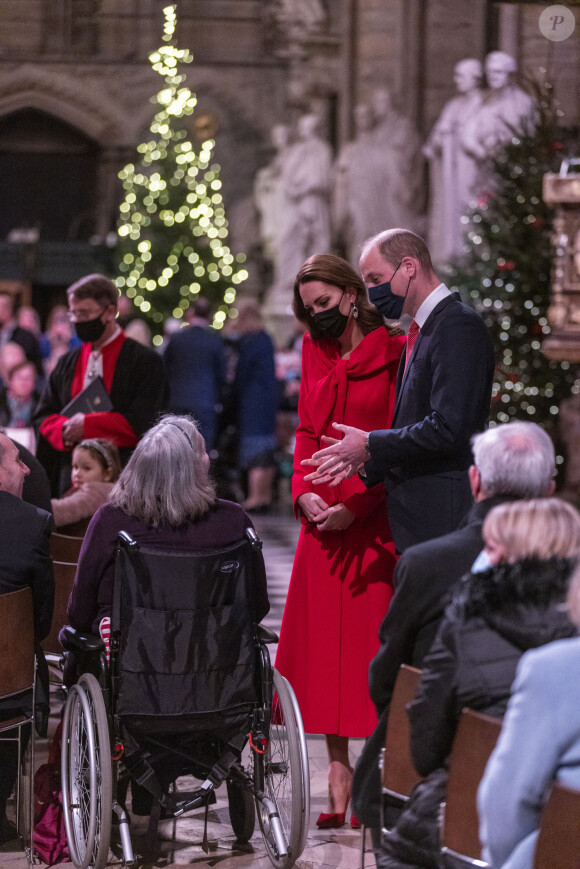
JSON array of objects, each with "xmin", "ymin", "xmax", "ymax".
[
  {"xmin": 360, "ymin": 665, "xmax": 423, "ymax": 869},
  {"xmin": 49, "ymin": 532, "xmax": 84, "ymax": 564},
  {"xmin": 440, "ymin": 708, "xmax": 503, "ymax": 868},
  {"xmin": 381, "ymin": 664, "xmax": 423, "ymax": 805},
  {"xmin": 533, "ymin": 781, "xmax": 580, "ymax": 869},
  {"xmin": 41, "ymin": 560, "xmax": 77, "ymax": 681},
  {"xmin": 0, "ymin": 587, "xmax": 37, "ymax": 858}
]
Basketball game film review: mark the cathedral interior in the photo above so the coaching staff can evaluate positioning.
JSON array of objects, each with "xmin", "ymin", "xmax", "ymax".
[{"xmin": 0, "ymin": 0, "xmax": 578, "ymax": 322}]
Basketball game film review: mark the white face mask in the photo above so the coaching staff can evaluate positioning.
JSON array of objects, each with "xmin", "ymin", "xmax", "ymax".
[{"xmin": 471, "ymin": 549, "xmax": 493, "ymax": 574}]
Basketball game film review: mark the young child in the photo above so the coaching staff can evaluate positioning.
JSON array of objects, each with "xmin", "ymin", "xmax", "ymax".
[{"xmin": 51, "ymin": 438, "xmax": 121, "ymax": 534}]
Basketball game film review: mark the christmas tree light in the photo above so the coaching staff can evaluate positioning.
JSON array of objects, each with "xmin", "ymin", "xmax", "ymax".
[
  {"xmin": 447, "ymin": 81, "xmax": 580, "ymax": 471},
  {"xmin": 114, "ymin": 4, "xmax": 247, "ymax": 342}
]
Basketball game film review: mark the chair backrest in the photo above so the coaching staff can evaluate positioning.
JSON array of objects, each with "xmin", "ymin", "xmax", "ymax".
[
  {"xmin": 533, "ymin": 781, "xmax": 580, "ymax": 869},
  {"xmin": 111, "ymin": 532, "xmax": 261, "ymax": 732},
  {"xmin": 382, "ymin": 664, "xmax": 422, "ymax": 801},
  {"xmin": 440, "ymin": 708, "xmax": 503, "ymax": 864},
  {"xmin": 41, "ymin": 561, "xmax": 77, "ymax": 656},
  {"xmin": 0, "ymin": 587, "xmax": 36, "ymax": 699},
  {"xmin": 50, "ymin": 532, "xmax": 84, "ymax": 563}
]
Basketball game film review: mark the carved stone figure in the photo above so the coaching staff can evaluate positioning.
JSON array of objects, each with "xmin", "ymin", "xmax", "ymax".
[
  {"xmin": 265, "ymin": 0, "xmax": 327, "ymax": 45},
  {"xmin": 332, "ymin": 103, "xmax": 377, "ymax": 264},
  {"xmin": 423, "ymin": 59, "xmax": 484, "ymax": 265},
  {"xmin": 276, "ymin": 113, "xmax": 332, "ymax": 290},
  {"xmin": 462, "ymin": 51, "xmax": 537, "ymax": 194},
  {"xmin": 368, "ymin": 88, "xmax": 423, "ymax": 234},
  {"xmin": 254, "ymin": 124, "xmax": 291, "ymax": 270}
]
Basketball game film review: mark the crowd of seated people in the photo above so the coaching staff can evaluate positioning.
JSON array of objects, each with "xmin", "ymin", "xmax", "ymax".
[
  {"xmin": 2, "ymin": 272, "xmax": 580, "ymax": 868},
  {"xmin": 377, "ymin": 497, "xmax": 580, "ymax": 869}
]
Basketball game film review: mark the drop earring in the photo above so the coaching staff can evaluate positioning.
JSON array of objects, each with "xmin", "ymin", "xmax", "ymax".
[{"xmin": 352, "ymin": 302, "xmax": 359, "ymax": 319}]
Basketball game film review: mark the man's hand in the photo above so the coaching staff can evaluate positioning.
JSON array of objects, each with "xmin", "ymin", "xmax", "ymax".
[
  {"xmin": 316, "ymin": 503, "xmax": 356, "ymax": 532},
  {"xmin": 296, "ymin": 492, "xmax": 330, "ymax": 523},
  {"xmin": 301, "ymin": 423, "xmax": 369, "ymax": 488},
  {"xmin": 62, "ymin": 413, "xmax": 85, "ymax": 448}
]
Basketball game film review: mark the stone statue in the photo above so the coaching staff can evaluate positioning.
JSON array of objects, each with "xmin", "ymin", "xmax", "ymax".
[
  {"xmin": 266, "ymin": 0, "xmax": 327, "ymax": 41},
  {"xmin": 462, "ymin": 51, "xmax": 537, "ymax": 192},
  {"xmin": 276, "ymin": 112, "xmax": 332, "ymax": 288},
  {"xmin": 332, "ymin": 103, "xmax": 378, "ymax": 264},
  {"xmin": 368, "ymin": 88, "xmax": 424, "ymax": 234},
  {"xmin": 254, "ymin": 124, "xmax": 291, "ymax": 272},
  {"xmin": 423, "ymin": 58, "xmax": 484, "ymax": 265}
]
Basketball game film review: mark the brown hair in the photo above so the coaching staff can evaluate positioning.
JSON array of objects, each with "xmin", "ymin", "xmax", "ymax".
[
  {"xmin": 363, "ymin": 229, "xmax": 435, "ymax": 275},
  {"xmin": 74, "ymin": 438, "xmax": 122, "ymax": 482},
  {"xmin": 292, "ymin": 254, "xmax": 397, "ymax": 339},
  {"xmin": 7, "ymin": 360, "xmax": 36, "ymax": 382},
  {"xmin": 67, "ymin": 274, "xmax": 119, "ymax": 308}
]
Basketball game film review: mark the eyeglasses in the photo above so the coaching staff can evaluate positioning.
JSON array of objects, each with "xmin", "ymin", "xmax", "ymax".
[{"xmin": 67, "ymin": 306, "xmax": 106, "ymax": 323}]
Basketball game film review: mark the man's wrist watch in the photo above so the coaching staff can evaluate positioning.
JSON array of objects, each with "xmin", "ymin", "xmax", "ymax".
[{"xmin": 364, "ymin": 433, "xmax": 371, "ymax": 460}]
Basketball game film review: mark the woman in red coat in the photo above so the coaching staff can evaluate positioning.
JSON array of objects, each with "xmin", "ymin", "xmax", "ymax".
[{"xmin": 275, "ymin": 254, "xmax": 404, "ymax": 828}]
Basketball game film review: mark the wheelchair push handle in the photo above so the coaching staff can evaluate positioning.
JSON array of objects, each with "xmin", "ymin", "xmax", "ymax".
[
  {"xmin": 245, "ymin": 527, "xmax": 263, "ymax": 550},
  {"xmin": 117, "ymin": 530, "xmax": 139, "ymax": 551}
]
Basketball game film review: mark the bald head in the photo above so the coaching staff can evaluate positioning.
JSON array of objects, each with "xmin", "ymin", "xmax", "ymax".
[{"xmin": 0, "ymin": 433, "xmax": 30, "ymax": 498}]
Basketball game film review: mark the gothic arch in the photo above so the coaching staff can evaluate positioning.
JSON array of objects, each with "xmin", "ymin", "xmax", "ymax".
[{"xmin": 0, "ymin": 65, "xmax": 128, "ymax": 145}]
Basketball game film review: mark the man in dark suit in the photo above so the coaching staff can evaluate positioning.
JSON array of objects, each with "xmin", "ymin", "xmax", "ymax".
[
  {"xmin": 0, "ymin": 432, "xmax": 54, "ymax": 843},
  {"xmin": 349, "ymin": 422, "xmax": 556, "ymax": 855},
  {"xmin": 303, "ymin": 228, "xmax": 495, "ymax": 553},
  {"xmin": 163, "ymin": 297, "xmax": 226, "ymax": 451}
]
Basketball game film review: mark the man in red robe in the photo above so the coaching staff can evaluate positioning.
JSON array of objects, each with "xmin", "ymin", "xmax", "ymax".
[{"xmin": 34, "ymin": 274, "xmax": 166, "ymax": 496}]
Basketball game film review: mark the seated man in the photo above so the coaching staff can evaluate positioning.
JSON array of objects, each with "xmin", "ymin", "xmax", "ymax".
[
  {"xmin": 0, "ymin": 432, "xmax": 54, "ymax": 843},
  {"xmin": 351, "ymin": 422, "xmax": 557, "ymax": 855},
  {"xmin": 34, "ymin": 274, "xmax": 167, "ymax": 496}
]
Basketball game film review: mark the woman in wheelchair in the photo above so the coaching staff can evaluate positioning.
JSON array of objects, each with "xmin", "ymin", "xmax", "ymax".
[
  {"xmin": 67, "ymin": 413, "xmax": 270, "ymax": 640},
  {"xmin": 59, "ymin": 415, "xmax": 309, "ymax": 869},
  {"xmin": 64, "ymin": 415, "xmax": 270, "ymax": 812}
]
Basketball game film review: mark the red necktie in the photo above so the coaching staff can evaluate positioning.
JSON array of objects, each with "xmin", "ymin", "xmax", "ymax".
[{"xmin": 404, "ymin": 320, "xmax": 420, "ymax": 372}]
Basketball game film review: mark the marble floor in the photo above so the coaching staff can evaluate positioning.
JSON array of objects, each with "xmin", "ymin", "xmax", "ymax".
[{"xmin": 1, "ymin": 507, "xmax": 376, "ymax": 869}]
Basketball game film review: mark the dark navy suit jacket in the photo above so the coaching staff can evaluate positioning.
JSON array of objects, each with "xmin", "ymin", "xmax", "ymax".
[
  {"xmin": 364, "ymin": 292, "xmax": 494, "ymax": 552},
  {"xmin": 0, "ymin": 490, "xmax": 54, "ymax": 641}
]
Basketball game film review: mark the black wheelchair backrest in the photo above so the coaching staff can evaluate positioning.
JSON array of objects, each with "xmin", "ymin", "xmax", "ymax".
[{"xmin": 111, "ymin": 532, "xmax": 260, "ymax": 729}]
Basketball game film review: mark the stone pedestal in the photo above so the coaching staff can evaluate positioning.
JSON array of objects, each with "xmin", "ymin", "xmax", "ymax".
[{"xmin": 542, "ymin": 171, "xmax": 580, "ymax": 361}]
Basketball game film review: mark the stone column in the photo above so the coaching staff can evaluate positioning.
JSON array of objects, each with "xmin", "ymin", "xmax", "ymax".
[
  {"xmin": 543, "ymin": 168, "xmax": 580, "ymax": 506},
  {"xmin": 542, "ymin": 170, "xmax": 580, "ymax": 361}
]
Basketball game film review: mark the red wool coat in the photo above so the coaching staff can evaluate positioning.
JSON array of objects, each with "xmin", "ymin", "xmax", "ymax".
[{"xmin": 275, "ymin": 327, "xmax": 405, "ymax": 737}]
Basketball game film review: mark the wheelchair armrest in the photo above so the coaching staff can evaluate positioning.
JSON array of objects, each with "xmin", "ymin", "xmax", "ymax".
[
  {"xmin": 59, "ymin": 624, "xmax": 105, "ymax": 653},
  {"xmin": 257, "ymin": 624, "xmax": 279, "ymax": 644}
]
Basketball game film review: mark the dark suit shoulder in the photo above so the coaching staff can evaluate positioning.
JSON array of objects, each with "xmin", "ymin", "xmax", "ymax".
[
  {"xmin": 0, "ymin": 489, "xmax": 50, "ymax": 520},
  {"xmin": 0, "ymin": 490, "xmax": 52, "ymax": 534},
  {"xmin": 121, "ymin": 336, "xmax": 164, "ymax": 366},
  {"xmin": 429, "ymin": 293, "xmax": 488, "ymax": 330}
]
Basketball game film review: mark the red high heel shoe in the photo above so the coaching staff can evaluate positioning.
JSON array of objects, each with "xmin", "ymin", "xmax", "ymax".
[
  {"xmin": 316, "ymin": 795, "xmax": 350, "ymax": 829},
  {"xmin": 350, "ymin": 812, "xmax": 362, "ymax": 829}
]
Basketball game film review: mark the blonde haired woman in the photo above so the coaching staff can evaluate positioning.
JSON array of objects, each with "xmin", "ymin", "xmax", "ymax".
[
  {"xmin": 378, "ymin": 497, "xmax": 580, "ymax": 869},
  {"xmin": 479, "ymin": 533, "xmax": 580, "ymax": 869}
]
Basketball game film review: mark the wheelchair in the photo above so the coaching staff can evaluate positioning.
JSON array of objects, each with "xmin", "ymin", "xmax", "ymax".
[{"xmin": 59, "ymin": 528, "xmax": 310, "ymax": 869}]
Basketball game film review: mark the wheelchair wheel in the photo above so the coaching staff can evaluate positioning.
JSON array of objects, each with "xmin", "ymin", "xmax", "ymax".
[
  {"xmin": 257, "ymin": 669, "xmax": 310, "ymax": 869},
  {"xmin": 227, "ymin": 777, "xmax": 255, "ymax": 843},
  {"xmin": 61, "ymin": 673, "xmax": 113, "ymax": 869}
]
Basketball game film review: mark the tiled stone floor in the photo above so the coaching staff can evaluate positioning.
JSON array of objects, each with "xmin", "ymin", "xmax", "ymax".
[{"xmin": 1, "ymin": 507, "xmax": 374, "ymax": 868}]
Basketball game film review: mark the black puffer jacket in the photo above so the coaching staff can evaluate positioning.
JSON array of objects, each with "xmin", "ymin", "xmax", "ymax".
[{"xmin": 379, "ymin": 557, "xmax": 578, "ymax": 869}]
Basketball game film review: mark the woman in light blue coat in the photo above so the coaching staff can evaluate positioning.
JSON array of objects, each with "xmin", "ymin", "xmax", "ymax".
[{"xmin": 478, "ymin": 564, "xmax": 580, "ymax": 869}]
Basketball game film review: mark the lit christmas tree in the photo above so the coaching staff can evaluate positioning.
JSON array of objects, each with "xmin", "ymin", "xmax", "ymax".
[
  {"xmin": 115, "ymin": 4, "xmax": 248, "ymax": 341},
  {"xmin": 447, "ymin": 82, "xmax": 580, "ymax": 467}
]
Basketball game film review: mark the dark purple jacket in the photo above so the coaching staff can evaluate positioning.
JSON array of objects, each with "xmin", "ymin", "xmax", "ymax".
[{"xmin": 67, "ymin": 499, "xmax": 269, "ymax": 634}]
